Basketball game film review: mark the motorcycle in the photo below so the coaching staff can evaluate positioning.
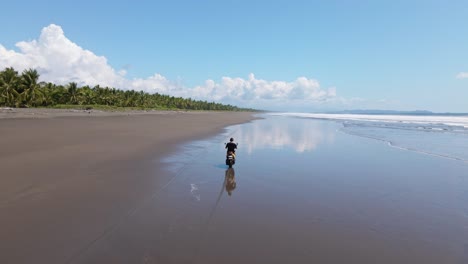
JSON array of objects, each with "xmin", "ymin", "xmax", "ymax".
[
  {"xmin": 225, "ymin": 150, "xmax": 236, "ymax": 168},
  {"xmin": 225, "ymin": 142, "xmax": 238, "ymax": 168}
]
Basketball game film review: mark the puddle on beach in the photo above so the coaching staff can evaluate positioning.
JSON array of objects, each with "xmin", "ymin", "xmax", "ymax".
[{"xmin": 77, "ymin": 114, "xmax": 468, "ymax": 264}]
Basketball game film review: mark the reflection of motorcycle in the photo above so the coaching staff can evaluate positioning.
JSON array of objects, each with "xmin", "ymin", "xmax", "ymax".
[
  {"xmin": 225, "ymin": 151, "xmax": 236, "ymax": 168},
  {"xmin": 225, "ymin": 168, "xmax": 236, "ymax": 196}
]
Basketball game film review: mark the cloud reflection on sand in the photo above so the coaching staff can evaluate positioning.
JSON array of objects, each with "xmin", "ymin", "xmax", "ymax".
[{"xmin": 230, "ymin": 116, "xmax": 335, "ymax": 154}]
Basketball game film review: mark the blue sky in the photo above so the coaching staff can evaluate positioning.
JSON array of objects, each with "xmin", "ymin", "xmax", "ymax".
[{"xmin": 1, "ymin": 0, "xmax": 467, "ymax": 112}]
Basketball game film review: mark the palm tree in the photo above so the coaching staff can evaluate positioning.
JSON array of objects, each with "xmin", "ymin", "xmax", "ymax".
[
  {"xmin": 78, "ymin": 85, "xmax": 95, "ymax": 105},
  {"xmin": 67, "ymin": 82, "xmax": 79, "ymax": 104},
  {"xmin": 0, "ymin": 67, "xmax": 20, "ymax": 107},
  {"xmin": 20, "ymin": 68, "xmax": 43, "ymax": 107},
  {"xmin": 49, "ymin": 85, "xmax": 67, "ymax": 105},
  {"xmin": 100, "ymin": 87, "xmax": 114, "ymax": 105},
  {"xmin": 41, "ymin": 82, "xmax": 57, "ymax": 106}
]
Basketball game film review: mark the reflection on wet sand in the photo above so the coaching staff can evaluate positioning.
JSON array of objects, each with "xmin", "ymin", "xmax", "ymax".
[
  {"xmin": 231, "ymin": 116, "xmax": 334, "ymax": 153},
  {"xmin": 224, "ymin": 168, "xmax": 236, "ymax": 196},
  {"xmin": 207, "ymin": 168, "xmax": 237, "ymax": 225}
]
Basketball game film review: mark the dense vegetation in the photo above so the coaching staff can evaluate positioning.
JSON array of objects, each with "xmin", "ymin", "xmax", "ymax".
[{"xmin": 0, "ymin": 67, "xmax": 254, "ymax": 111}]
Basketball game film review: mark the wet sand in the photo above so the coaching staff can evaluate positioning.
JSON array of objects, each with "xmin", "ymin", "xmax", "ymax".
[
  {"xmin": 69, "ymin": 114, "xmax": 468, "ymax": 264},
  {"xmin": 0, "ymin": 110, "xmax": 256, "ymax": 264}
]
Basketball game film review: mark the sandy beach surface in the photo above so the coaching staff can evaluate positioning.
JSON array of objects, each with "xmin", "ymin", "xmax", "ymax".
[
  {"xmin": 3, "ymin": 110, "xmax": 468, "ymax": 264},
  {"xmin": 0, "ymin": 109, "xmax": 256, "ymax": 264}
]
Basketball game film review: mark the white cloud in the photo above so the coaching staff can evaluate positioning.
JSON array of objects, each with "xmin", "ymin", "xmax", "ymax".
[
  {"xmin": 6, "ymin": 25, "xmax": 119, "ymax": 87},
  {"xmin": 0, "ymin": 24, "xmax": 337, "ymax": 109},
  {"xmin": 456, "ymin": 72, "xmax": 468, "ymax": 79},
  {"xmin": 188, "ymin": 73, "xmax": 336, "ymax": 103}
]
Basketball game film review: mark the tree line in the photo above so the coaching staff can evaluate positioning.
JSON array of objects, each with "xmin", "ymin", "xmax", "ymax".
[{"xmin": 0, "ymin": 67, "xmax": 255, "ymax": 111}]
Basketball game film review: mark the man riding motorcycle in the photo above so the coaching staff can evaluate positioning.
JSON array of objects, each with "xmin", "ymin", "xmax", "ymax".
[
  {"xmin": 225, "ymin": 137, "xmax": 237, "ymax": 155},
  {"xmin": 225, "ymin": 138, "xmax": 238, "ymax": 167}
]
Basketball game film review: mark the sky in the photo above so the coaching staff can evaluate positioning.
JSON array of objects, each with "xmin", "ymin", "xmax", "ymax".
[{"xmin": 1, "ymin": 0, "xmax": 467, "ymax": 112}]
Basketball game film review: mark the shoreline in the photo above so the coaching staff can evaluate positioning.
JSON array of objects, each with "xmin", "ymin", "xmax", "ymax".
[{"xmin": 0, "ymin": 110, "xmax": 257, "ymax": 264}]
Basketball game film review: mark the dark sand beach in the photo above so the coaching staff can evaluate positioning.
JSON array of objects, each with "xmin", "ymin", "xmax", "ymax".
[
  {"xmin": 0, "ymin": 109, "xmax": 256, "ymax": 264},
  {"xmin": 2, "ymin": 111, "xmax": 468, "ymax": 264}
]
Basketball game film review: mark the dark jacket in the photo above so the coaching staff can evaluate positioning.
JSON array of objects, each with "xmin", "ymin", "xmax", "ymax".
[{"xmin": 226, "ymin": 142, "xmax": 237, "ymax": 152}]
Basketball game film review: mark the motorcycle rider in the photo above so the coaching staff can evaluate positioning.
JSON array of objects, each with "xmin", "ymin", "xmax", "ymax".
[{"xmin": 225, "ymin": 138, "xmax": 237, "ymax": 156}]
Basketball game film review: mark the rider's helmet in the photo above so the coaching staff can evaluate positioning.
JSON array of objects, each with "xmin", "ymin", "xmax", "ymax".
[{"xmin": 230, "ymin": 138, "xmax": 234, "ymax": 142}]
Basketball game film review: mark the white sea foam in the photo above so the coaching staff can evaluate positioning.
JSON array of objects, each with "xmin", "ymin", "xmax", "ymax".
[{"xmin": 272, "ymin": 113, "xmax": 468, "ymax": 129}]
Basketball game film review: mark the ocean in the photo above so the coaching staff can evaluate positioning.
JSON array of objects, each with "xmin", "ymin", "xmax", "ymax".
[{"xmin": 275, "ymin": 112, "xmax": 468, "ymax": 162}]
